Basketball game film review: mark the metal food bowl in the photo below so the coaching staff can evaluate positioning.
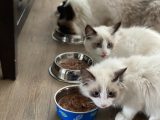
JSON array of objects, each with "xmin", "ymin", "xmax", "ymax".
[
  {"xmin": 49, "ymin": 52, "xmax": 93, "ymax": 84},
  {"xmin": 52, "ymin": 29, "xmax": 84, "ymax": 44},
  {"xmin": 54, "ymin": 85, "xmax": 98, "ymax": 120}
]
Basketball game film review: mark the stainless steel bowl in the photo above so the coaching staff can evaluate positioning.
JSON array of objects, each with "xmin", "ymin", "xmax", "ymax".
[
  {"xmin": 52, "ymin": 29, "xmax": 84, "ymax": 44},
  {"xmin": 49, "ymin": 52, "xmax": 93, "ymax": 83}
]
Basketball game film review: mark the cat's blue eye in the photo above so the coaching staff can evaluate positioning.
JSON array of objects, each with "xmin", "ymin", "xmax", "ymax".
[
  {"xmin": 96, "ymin": 43, "xmax": 102, "ymax": 48},
  {"xmin": 107, "ymin": 42, "xmax": 113, "ymax": 48},
  {"xmin": 107, "ymin": 91, "xmax": 116, "ymax": 98},
  {"xmin": 91, "ymin": 91, "xmax": 100, "ymax": 97}
]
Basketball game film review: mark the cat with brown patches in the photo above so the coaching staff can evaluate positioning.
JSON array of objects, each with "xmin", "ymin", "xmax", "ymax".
[
  {"xmin": 79, "ymin": 54, "xmax": 160, "ymax": 120},
  {"xmin": 55, "ymin": 0, "xmax": 160, "ymax": 35},
  {"xmin": 84, "ymin": 23, "xmax": 160, "ymax": 62}
]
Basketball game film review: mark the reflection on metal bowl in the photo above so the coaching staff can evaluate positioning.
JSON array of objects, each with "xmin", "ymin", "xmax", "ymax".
[
  {"xmin": 49, "ymin": 52, "xmax": 93, "ymax": 84},
  {"xmin": 52, "ymin": 29, "xmax": 84, "ymax": 44}
]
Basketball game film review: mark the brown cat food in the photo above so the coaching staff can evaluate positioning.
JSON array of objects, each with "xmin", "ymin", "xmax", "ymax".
[
  {"xmin": 58, "ymin": 93, "xmax": 96, "ymax": 112},
  {"xmin": 59, "ymin": 58, "xmax": 89, "ymax": 70}
]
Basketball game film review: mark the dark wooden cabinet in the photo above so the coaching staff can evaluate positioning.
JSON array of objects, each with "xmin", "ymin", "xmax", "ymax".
[
  {"xmin": 0, "ymin": 0, "xmax": 34, "ymax": 80},
  {"xmin": 14, "ymin": 0, "xmax": 34, "ymax": 38}
]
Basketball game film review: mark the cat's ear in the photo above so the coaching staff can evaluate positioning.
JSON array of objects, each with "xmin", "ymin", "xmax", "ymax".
[
  {"xmin": 79, "ymin": 69, "xmax": 95, "ymax": 85},
  {"xmin": 112, "ymin": 22, "xmax": 121, "ymax": 35},
  {"xmin": 112, "ymin": 67, "xmax": 127, "ymax": 82},
  {"xmin": 85, "ymin": 25, "xmax": 97, "ymax": 38}
]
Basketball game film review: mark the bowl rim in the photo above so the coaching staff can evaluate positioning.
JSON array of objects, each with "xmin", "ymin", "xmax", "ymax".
[
  {"xmin": 54, "ymin": 85, "xmax": 98, "ymax": 114},
  {"xmin": 55, "ymin": 28, "xmax": 82, "ymax": 38},
  {"xmin": 49, "ymin": 66, "xmax": 80, "ymax": 84},
  {"xmin": 54, "ymin": 52, "xmax": 94, "ymax": 71},
  {"xmin": 52, "ymin": 28, "xmax": 85, "ymax": 45}
]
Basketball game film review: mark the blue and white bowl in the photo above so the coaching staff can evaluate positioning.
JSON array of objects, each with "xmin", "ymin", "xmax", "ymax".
[{"xmin": 54, "ymin": 85, "xmax": 98, "ymax": 120}]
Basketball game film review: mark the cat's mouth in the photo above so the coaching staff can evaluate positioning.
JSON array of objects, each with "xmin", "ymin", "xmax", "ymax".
[
  {"xmin": 101, "ymin": 54, "xmax": 108, "ymax": 58},
  {"xmin": 98, "ymin": 104, "xmax": 110, "ymax": 109}
]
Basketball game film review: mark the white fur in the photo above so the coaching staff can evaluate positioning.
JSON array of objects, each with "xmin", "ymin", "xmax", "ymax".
[
  {"xmin": 57, "ymin": 0, "xmax": 160, "ymax": 35},
  {"xmin": 79, "ymin": 54, "xmax": 160, "ymax": 120},
  {"xmin": 84, "ymin": 26, "xmax": 160, "ymax": 62}
]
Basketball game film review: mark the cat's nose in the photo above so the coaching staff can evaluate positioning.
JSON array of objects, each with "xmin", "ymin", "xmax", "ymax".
[
  {"xmin": 101, "ymin": 52, "xmax": 107, "ymax": 58},
  {"xmin": 102, "ymin": 52, "xmax": 107, "ymax": 55}
]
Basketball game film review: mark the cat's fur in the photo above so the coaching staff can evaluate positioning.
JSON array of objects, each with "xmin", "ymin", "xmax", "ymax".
[
  {"xmin": 56, "ymin": 0, "xmax": 160, "ymax": 35},
  {"xmin": 79, "ymin": 54, "xmax": 160, "ymax": 120},
  {"xmin": 84, "ymin": 23, "xmax": 160, "ymax": 62}
]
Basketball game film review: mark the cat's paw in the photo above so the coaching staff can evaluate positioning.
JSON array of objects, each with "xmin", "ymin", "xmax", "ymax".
[{"xmin": 115, "ymin": 112, "xmax": 130, "ymax": 120}]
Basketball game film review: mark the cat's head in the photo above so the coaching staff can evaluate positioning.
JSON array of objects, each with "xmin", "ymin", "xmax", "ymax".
[
  {"xmin": 79, "ymin": 64, "xmax": 127, "ymax": 108},
  {"xmin": 84, "ymin": 22, "xmax": 121, "ymax": 61},
  {"xmin": 55, "ymin": 0, "xmax": 77, "ymax": 34},
  {"xmin": 55, "ymin": 0, "xmax": 89, "ymax": 35}
]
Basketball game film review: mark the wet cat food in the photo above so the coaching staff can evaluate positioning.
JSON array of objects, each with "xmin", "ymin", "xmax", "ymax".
[
  {"xmin": 59, "ymin": 58, "xmax": 89, "ymax": 70},
  {"xmin": 58, "ymin": 93, "xmax": 96, "ymax": 112}
]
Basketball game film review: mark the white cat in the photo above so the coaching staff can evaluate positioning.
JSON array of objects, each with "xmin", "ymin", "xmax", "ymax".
[
  {"xmin": 79, "ymin": 54, "xmax": 160, "ymax": 120},
  {"xmin": 56, "ymin": 0, "xmax": 160, "ymax": 35},
  {"xmin": 84, "ymin": 23, "xmax": 160, "ymax": 62}
]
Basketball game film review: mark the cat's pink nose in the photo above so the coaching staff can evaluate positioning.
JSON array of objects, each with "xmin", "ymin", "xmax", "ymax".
[
  {"xmin": 101, "ymin": 52, "xmax": 107, "ymax": 58},
  {"xmin": 102, "ymin": 52, "xmax": 107, "ymax": 55}
]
